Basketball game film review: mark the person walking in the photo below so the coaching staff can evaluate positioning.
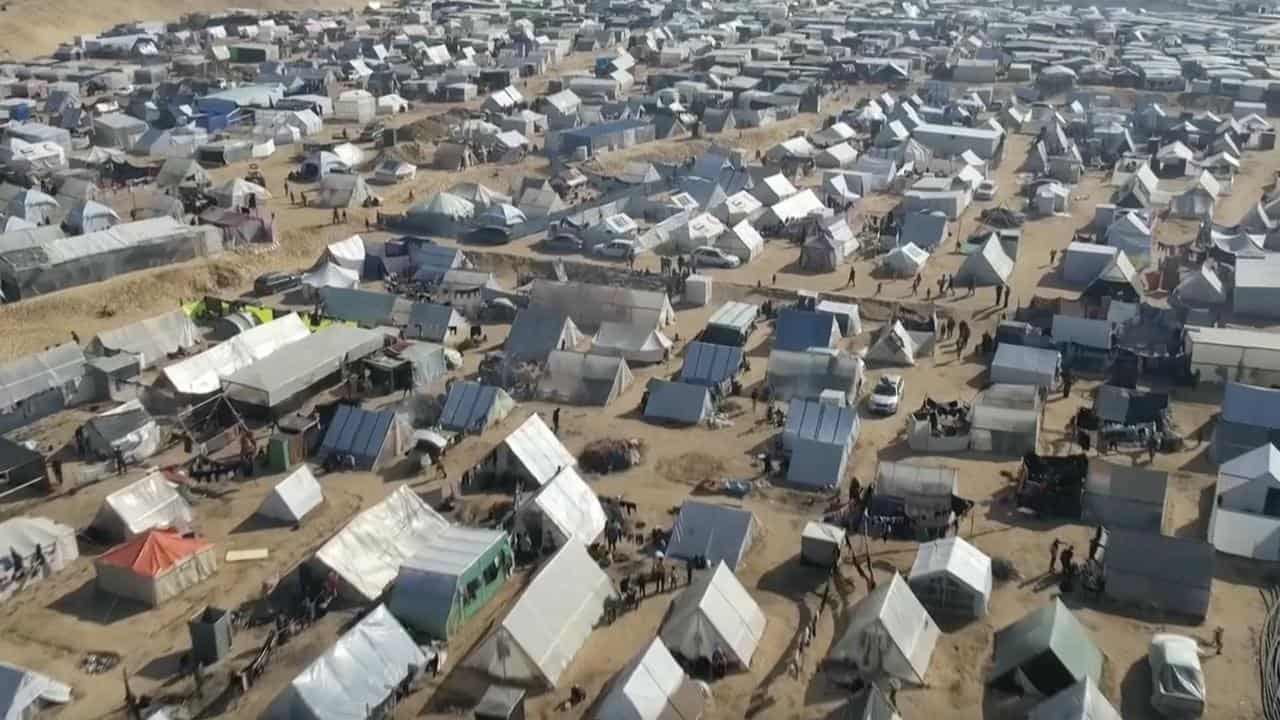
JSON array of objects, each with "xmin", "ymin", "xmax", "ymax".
[
  {"xmin": 553, "ymin": 407, "xmax": 561, "ymax": 434},
  {"xmin": 995, "ymin": 284, "xmax": 1003, "ymax": 306},
  {"xmin": 1049, "ymin": 248, "xmax": 1057, "ymax": 266},
  {"xmin": 1050, "ymin": 538, "xmax": 1061, "ymax": 573},
  {"xmin": 113, "ymin": 448, "xmax": 126, "ymax": 476},
  {"xmin": 847, "ymin": 266, "xmax": 856, "ymax": 287},
  {"xmin": 1147, "ymin": 432, "xmax": 1159, "ymax": 463},
  {"xmin": 1062, "ymin": 369, "xmax": 1073, "ymax": 399}
]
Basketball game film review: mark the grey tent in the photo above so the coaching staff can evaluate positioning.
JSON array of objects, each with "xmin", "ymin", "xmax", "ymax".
[
  {"xmin": 844, "ymin": 685, "xmax": 901, "ymax": 720},
  {"xmin": 1172, "ymin": 263, "xmax": 1226, "ymax": 307},
  {"xmin": 783, "ymin": 399, "xmax": 859, "ymax": 490},
  {"xmin": 643, "ymin": 380, "xmax": 714, "ymax": 425},
  {"xmin": 257, "ymin": 465, "xmax": 324, "ymax": 524},
  {"xmin": 866, "ymin": 321, "xmax": 933, "ymax": 367},
  {"xmin": 596, "ymin": 638, "xmax": 708, "ymax": 720},
  {"xmin": 155, "ymin": 158, "xmax": 209, "ymax": 191},
  {"xmin": 766, "ymin": 349, "xmax": 864, "ymax": 403},
  {"xmin": 665, "ymin": 501, "xmax": 755, "ymax": 570},
  {"xmin": 268, "ymin": 605, "xmax": 426, "ymax": 720},
  {"xmin": 990, "ymin": 344, "xmax": 1060, "ymax": 389},
  {"xmin": 829, "ymin": 573, "xmax": 939, "ymax": 684},
  {"xmin": 1100, "ymin": 528, "xmax": 1214, "ymax": 619},
  {"xmin": 536, "ymin": 351, "xmax": 633, "ymax": 406},
  {"xmin": 485, "ymin": 413, "xmax": 576, "ymax": 488},
  {"xmin": 702, "ymin": 301, "xmax": 758, "ymax": 347},
  {"xmin": 89, "ymin": 309, "xmax": 198, "ymax": 369},
  {"xmin": 875, "ymin": 461, "xmax": 959, "ymax": 535},
  {"xmin": 989, "ymin": 599, "xmax": 1103, "ymax": 697},
  {"xmin": 1082, "ymin": 460, "xmax": 1168, "ymax": 532},
  {"xmin": 971, "ymin": 384, "xmax": 1043, "ymax": 455},
  {"xmin": 313, "ymin": 173, "xmax": 372, "ymax": 209},
  {"xmin": 83, "ymin": 400, "xmax": 161, "ymax": 463},
  {"xmin": 1028, "ymin": 678, "xmax": 1121, "ymax": 720},
  {"xmin": 439, "ymin": 381, "xmax": 515, "ymax": 432},
  {"xmin": 953, "ymin": 235, "xmax": 1015, "ymax": 287},
  {"xmin": 679, "ymin": 342, "xmax": 744, "ymax": 392},
  {"xmin": 883, "ymin": 243, "xmax": 929, "ymax": 277},
  {"xmin": 774, "ymin": 309, "xmax": 840, "ymax": 352}
]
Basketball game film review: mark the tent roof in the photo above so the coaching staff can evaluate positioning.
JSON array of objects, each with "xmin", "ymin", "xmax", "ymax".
[
  {"xmin": 679, "ymin": 342, "xmax": 744, "ymax": 387},
  {"xmin": 909, "ymin": 537, "xmax": 992, "ymax": 598},
  {"xmin": 527, "ymin": 466, "xmax": 606, "ymax": 544},
  {"xmin": 775, "ymin": 309, "xmax": 839, "ymax": 353},
  {"xmin": 499, "ymin": 413, "xmax": 576, "ymax": 487},
  {"xmin": 315, "ymin": 485, "xmax": 449, "ymax": 601},
  {"xmin": 1220, "ymin": 441, "xmax": 1280, "ymax": 490},
  {"xmin": 831, "ymin": 573, "xmax": 938, "ymax": 683},
  {"xmin": 1103, "ymin": 527, "xmax": 1213, "ymax": 594},
  {"xmin": 597, "ymin": 639, "xmax": 706, "ymax": 720},
  {"xmin": 0, "ymin": 662, "xmax": 70, "ymax": 720},
  {"xmin": 92, "ymin": 309, "xmax": 198, "ymax": 368},
  {"xmin": 0, "ymin": 343, "xmax": 84, "ymax": 410},
  {"xmin": 785, "ymin": 398, "xmax": 857, "ymax": 447},
  {"xmin": 990, "ymin": 599, "xmax": 1103, "ymax": 691},
  {"xmin": 273, "ymin": 605, "xmax": 426, "ymax": 720},
  {"xmin": 161, "ymin": 313, "xmax": 309, "ymax": 396},
  {"xmin": 440, "ymin": 381, "xmax": 514, "ymax": 432},
  {"xmin": 644, "ymin": 379, "xmax": 712, "ymax": 424},
  {"xmin": 318, "ymin": 404, "xmax": 399, "ymax": 470},
  {"xmin": 97, "ymin": 529, "xmax": 211, "ymax": 577},
  {"xmin": 660, "ymin": 560, "xmax": 767, "ymax": 666},
  {"xmin": 95, "ymin": 470, "xmax": 193, "ymax": 539},
  {"xmin": 1221, "ymin": 383, "xmax": 1280, "ymax": 429},
  {"xmin": 666, "ymin": 501, "xmax": 754, "ymax": 570},
  {"xmin": 1028, "ymin": 678, "xmax": 1121, "ymax": 720},
  {"xmin": 258, "ymin": 465, "xmax": 323, "ymax": 523}
]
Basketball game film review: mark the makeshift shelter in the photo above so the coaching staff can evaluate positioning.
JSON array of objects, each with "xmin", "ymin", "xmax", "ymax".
[
  {"xmin": 468, "ymin": 542, "xmax": 613, "ymax": 687},
  {"xmin": 884, "ymin": 243, "xmax": 929, "ymax": 277},
  {"xmin": 83, "ymin": 400, "xmax": 162, "ymax": 463},
  {"xmin": 592, "ymin": 322, "xmax": 673, "ymax": 364},
  {"xmin": 314, "ymin": 485, "xmax": 449, "ymax": 602},
  {"xmin": 537, "ymin": 351, "xmax": 633, "ymax": 406},
  {"xmin": 908, "ymin": 537, "xmax": 992, "ymax": 619},
  {"xmin": 873, "ymin": 461, "xmax": 960, "ymax": 536},
  {"xmin": 1061, "ymin": 243, "xmax": 1118, "ymax": 286},
  {"xmin": 953, "ymin": 235, "xmax": 1014, "ymax": 287},
  {"xmin": 1172, "ymin": 264, "xmax": 1227, "ymax": 308},
  {"xmin": 160, "ymin": 313, "xmax": 309, "ymax": 398},
  {"xmin": 155, "ymin": 158, "xmax": 210, "ymax": 191},
  {"xmin": 1148, "ymin": 634, "xmax": 1206, "ymax": 719},
  {"xmin": 715, "ymin": 220, "xmax": 764, "ymax": 263},
  {"xmin": 256, "ymin": 465, "xmax": 323, "ymax": 524},
  {"xmin": 1082, "ymin": 460, "xmax": 1168, "ymax": 532},
  {"xmin": 302, "ymin": 262, "xmax": 359, "ymax": 290},
  {"xmin": 0, "ymin": 662, "xmax": 71, "ymax": 719},
  {"xmin": 529, "ymin": 280, "xmax": 674, "ymax": 331},
  {"xmin": 784, "ymin": 399, "xmax": 858, "ymax": 490},
  {"xmin": 1100, "ymin": 528, "xmax": 1213, "ymax": 619},
  {"xmin": 971, "ymin": 384, "xmax": 1043, "ymax": 455},
  {"xmin": 1233, "ymin": 254, "xmax": 1280, "ymax": 320},
  {"xmin": 989, "ymin": 599, "xmax": 1104, "ymax": 698},
  {"xmin": 64, "ymin": 200, "xmax": 120, "ymax": 234},
  {"xmin": 816, "ymin": 300, "xmax": 863, "ymax": 337},
  {"xmin": 0, "ymin": 438, "xmax": 44, "ymax": 492},
  {"xmin": 644, "ymin": 380, "xmax": 714, "ymax": 425},
  {"xmin": 518, "ymin": 466, "xmax": 606, "ymax": 547},
  {"xmin": 317, "ymin": 404, "xmax": 410, "ymax": 470},
  {"xmin": 268, "ymin": 605, "xmax": 426, "ymax": 720},
  {"xmin": 89, "ymin": 309, "xmax": 199, "ymax": 369},
  {"xmin": 389, "ymin": 527, "xmax": 512, "ymax": 639},
  {"xmin": 314, "ymin": 174, "xmax": 372, "ymax": 209},
  {"xmin": 0, "ymin": 517, "xmax": 78, "ymax": 602},
  {"xmin": 210, "ymin": 178, "xmax": 271, "ymax": 210},
  {"xmin": 94, "ymin": 529, "xmax": 216, "ymax": 606},
  {"xmin": 844, "ymin": 686, "xmax": 900, "ymax": 720},
  {"xmin": 597, "ymin": 638, "xmax": 708, "ymax": 720},
  {"xmin": 1187, "ymin": 331, "xmax": 1280, "ymax": 389},
  {"xmin": 660, "ymin": 560, "xmax": 766, "ymax": 668},
  {"xmin": 91, "ymin": 471, "xmax": 194, "ymax": 541},
  {"xmin": 766, "ymin": 349, "xmax": 864, "ymax": 404},
  {"xmin": 1028, "ymin": 678, "xmax": 1122, "ymax": 720},
  {"xmin": 991, "ymin": 344, "xmax": 1060, "ymax": 389},
  {"xmin": 1212, "ymin": 382, "xmax": 1280, "ymax": 463},
  {"xmin": 5, "ymin": 189, "xmax": 57, "ymax": 225},
  {"xmin": 439, "ymin": 381, "xmax": 515, "ymax": 433},
  {"xmin": 801, "ymin": 521, "xmax": 846, "ymax": 567},
  {"xmin": 866, "ymin": 321, "xmax": 932, "ymax": 367},
  {"xmin": 829, "ymin": 573, "xmax": 939, "ymax": 684},
  {"xmin": 1083, "ymin": 251, "xmax": 1142, "ymax": 303},
  {"xmin": 1209, "ymin": 442, "xmax": 1280, "ymax": 558},
  {"xmin": 898, "ymin": 211, "xmax": 948, "ymax": 251},
  {"xmin": 798, "ymin": 218, "xmax": 859, "ymax": 272},
  {"xmin": 665, "ymin": 501, "xmax": 755, "ymax": 570}
]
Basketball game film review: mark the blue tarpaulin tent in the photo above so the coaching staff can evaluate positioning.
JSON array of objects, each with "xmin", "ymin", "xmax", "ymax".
[{"xmin": 319, "ymin": 405, "xmax": 407, "ymax": 470}]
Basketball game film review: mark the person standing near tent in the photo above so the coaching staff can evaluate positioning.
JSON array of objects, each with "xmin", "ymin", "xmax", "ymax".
[
  {"xmin": 1050, "ymin": 538, "xmax": 1061, "ymax": 573},
  {"xmin": 113, "ymin": 448, "xmax": 126, "ymax": 476},
  {"xmin": 1062, "ymin": 369, "xmax": 1073, "ymax": 399},
  {"xmin": 848, "ymin": 266, "xmax": 856, "ymax": 287},
  {"xmin": 994, "ymin": 284, "xmax": 1003, "ymax": 306},
  {"xmin": 552, "ymin": 407, "xmax": 561, "ymax": 435}
]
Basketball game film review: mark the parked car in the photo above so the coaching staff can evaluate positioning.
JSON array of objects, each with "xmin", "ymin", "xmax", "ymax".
[
  {"xmin": 975, "ymin": 180, "xmax": 998, "ymax": 200},
  {"xmin": 543, "ymin": 233, "xmax": 583, "ymax": 253},
  {"xmin": 1149, "ymin": 634, "xmax": 1205, "ymax": 719},
  {"xmin": 592, "ymin": 239, "xmax": 637, "ymax": 259},
  {"xmin": 690, "ymin": 246, "xmax": 742, "ymax": 269},
  {"xmin": 868, "ymin": 374, "xmax": 905, "ymax": 415}
]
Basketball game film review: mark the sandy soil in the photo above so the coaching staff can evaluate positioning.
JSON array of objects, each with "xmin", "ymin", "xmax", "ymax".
[{"xmin": 0, "ymin": 60, "xmax": 1271, "ymax": 720}]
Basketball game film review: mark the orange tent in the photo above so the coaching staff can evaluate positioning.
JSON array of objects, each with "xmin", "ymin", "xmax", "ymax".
[{"xmin": 95, "ymin": 529, "xmax": 216, "ymax": 606}]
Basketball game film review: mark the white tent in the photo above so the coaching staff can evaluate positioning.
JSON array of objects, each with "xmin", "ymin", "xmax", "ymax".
[
  {"xmin": 592, "ymin": 322, "xmax": 673, "ymax": 364},
  {"xmin": 325, "ymin": 234, "xmax": 365, "ymax": 270},
  {"xmin": 211, "ymin": 178, "xmax": 271, "ymax": 209},
  {"xmin": 908, "ymin": 536, "xmax": 993, "ymax": 618},
  {"xmin": 314, "ymin": 485, "xmax": 449, "ymax": 601},
  {"xmin": 597, "ymin": 638, "xmax": 708, "ymax": 720},
  {"xmin": 0, "ymin": 517, "xmax": 78, "ymax": 602},
  {"xmin": 829, "ymin": 573, "xmax": 939, "ymax": 684},
  {"xmin": 0, "ymin": 662, "xmax": 71, "ymax": 720},
  {"xmin": 91, "ymin": 471, "xmax": 194, "ymax": 541},
  {"xmin": 521, "ymin": 466, "xmax": 606, "ymax": 546},
  {"xmin": 302, "ymin": 262, "xmax": 359, "ymax": 290},
  {"xmin": 865, "ymin": 321, "xmax": 928, "ymax": 366},
  {"xmin": 376, "ymin": 93, "xmax": 409, "ymax": 115},
  {"xmin": 489, "ymin": 412, "xmax": 577, "ymax": 487},
  {"xmin": 65, "ymin": 200, "xmax": 120, "ymax": 234},
  {"xmin": 883, "ymin": 243, "xmax": 929, "ymax": 277},
  {"xmin": 90, "ymin": 309, "xmax": 199, "ymax": 369},
  {"xmin": 335, "ymin": 89, "xmax": 376, "ymax": 123},
  {"xmin": 716, "ymin": 220, "xmax": 764, "ymax": 262},
  {"xmin": 954, "ymin": 235, "xmax": 1014, "ymax": 287},
  {"xmin": 268, "ymin": 605, "xmax": 427, "ymax": 720},
  {"xmin": 160, "ymin": 313, "xmax": 309, "ymax": 396},
  {"xmin": 660, "ymin": 560, "xmax": 767, "ymax": 667},
  {"xmin": 468, "ymin": 542, "xmax": 613, "ymax": 687},
  {"xmin": 257, "ymin": 465, "xmax": 323, "ymax": 524}
]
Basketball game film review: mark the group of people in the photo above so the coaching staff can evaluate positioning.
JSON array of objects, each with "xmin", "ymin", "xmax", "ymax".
[{"xmin": 938, "ymin": 317, "xmax": 971, "ymax": 356}]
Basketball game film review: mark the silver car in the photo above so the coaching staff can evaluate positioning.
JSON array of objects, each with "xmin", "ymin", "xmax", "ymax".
[{"xmin": 690, "ymin": 246, "xmax": 742, "ymax": 269}]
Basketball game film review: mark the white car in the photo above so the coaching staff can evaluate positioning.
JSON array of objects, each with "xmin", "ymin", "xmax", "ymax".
[
  {"xmin": 592, "ymin": 239, "xmax": 637, "ymax": 259},
  {"xmin": 975, "ymin": 180, "xmax": 998, "ymax": 200},
  {"xmin": 868, "ymin": 374, "xmax": 905, "ymax": 415},
  {"xmin": 1149, "ymin": 634, "xmax": 1205, "ymax": 719},
  {"xmin": 690, "ymin": 246, "xmax": 742, "ymax": 269}
]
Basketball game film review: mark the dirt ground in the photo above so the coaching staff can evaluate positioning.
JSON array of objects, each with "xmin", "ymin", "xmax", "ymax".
[{"xmin": 0, "ymin": 65, "xmax": 1272, "ymax": 719}]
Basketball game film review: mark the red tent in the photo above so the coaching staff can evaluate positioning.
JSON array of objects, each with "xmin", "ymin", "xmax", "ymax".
[{"xmin": 95, "ymin": 529, "xmax": 216, "ymax": 606}]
